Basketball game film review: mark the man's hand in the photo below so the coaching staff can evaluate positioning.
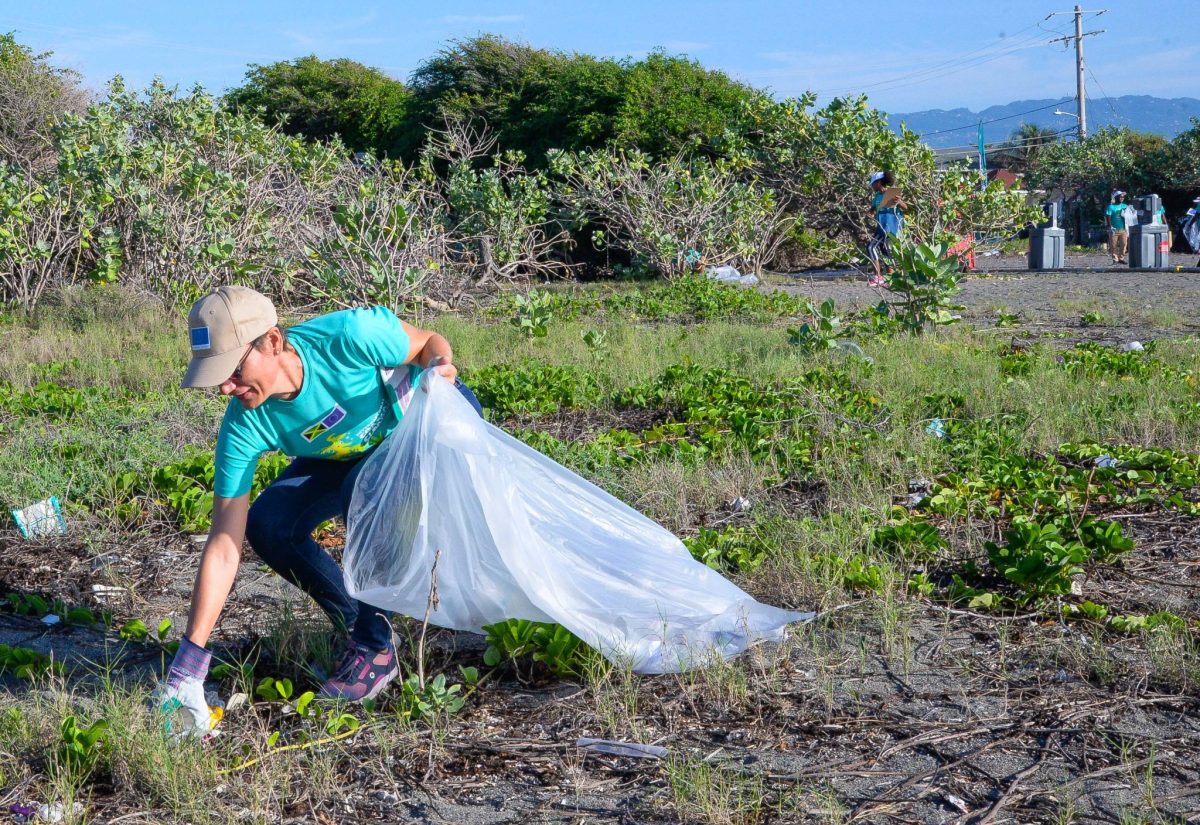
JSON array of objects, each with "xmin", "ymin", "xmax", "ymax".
[
  {"xmin": 425, "ymin": 355, "xmax": 458, "ymax": 384},
  {"xmin": 154, "ymin": 635, "xmax": 217, "ymax": 738},
  {"xmin": 154, "ymin": 676, "xmax": 214, "ymax": 738}
]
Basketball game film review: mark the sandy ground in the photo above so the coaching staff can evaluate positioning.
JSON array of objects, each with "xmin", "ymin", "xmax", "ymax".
[
  {"xmin": 3, "ymin": 267, "xmax": 1200, "ymax": 823},
  {"xmin": 779, "ymin": 253, "xmax": 1200, "ymax": 346}
]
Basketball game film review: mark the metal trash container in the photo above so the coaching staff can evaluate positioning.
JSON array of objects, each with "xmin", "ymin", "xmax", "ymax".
[
  {"xmin": 1129, "ymin": 194, "xmax": 1170, "ymax": 269},
  {"xmin": 1028, "ymin": 201, "xmax": 1065, "ymax": 270}
]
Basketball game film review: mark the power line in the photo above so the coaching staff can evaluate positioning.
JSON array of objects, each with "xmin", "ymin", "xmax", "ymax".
[
  {"xmin": 914, "ymin": 98, "xmax": 1073, "ymax": 138},
  {"xmin": 853, "ymin": 35, "xmax": 1066, "ymax": 97},
  {"xmin": 929, "ymin": 125, "xmax": 1077, "ymax": 155},
  {"xmin": 810, "ymin": 20, "xmax": 1071, "ymax": 99},
  {"xmin": 816, "ymin": 31, "xmax": 1065, "ymax": 99},
  {"xmin": 1085, "ymin": 64, "xmax": 1121, "ymax": 122}
]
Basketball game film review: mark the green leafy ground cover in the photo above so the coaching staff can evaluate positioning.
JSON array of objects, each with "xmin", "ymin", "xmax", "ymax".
[{"xmin": 0, "ymin": 280, "xmax": 1198, "ymax": 823}]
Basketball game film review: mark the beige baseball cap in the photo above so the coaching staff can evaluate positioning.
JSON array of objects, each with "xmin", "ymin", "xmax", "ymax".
[{"xmin": 182, "ymin": 286, "xmax": 278, "ymax": 388}]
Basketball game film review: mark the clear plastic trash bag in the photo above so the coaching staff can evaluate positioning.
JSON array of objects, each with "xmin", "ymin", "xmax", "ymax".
[
  {"xmin": 343, "ymin": 370, "xmax": 813, "ymax": 674},
  {"xmin": 704, "ymin": 264, "xmax": 760, "ymax": 286},
  {"xmin": 1183, "ymin": 212, "xmax": 1200, "ymax": 254}
]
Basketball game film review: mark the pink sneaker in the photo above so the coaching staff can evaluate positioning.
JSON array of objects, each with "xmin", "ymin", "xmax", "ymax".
[{"xmin": 319, "ymin": 643, "xmax": 399, "ymax": 701}]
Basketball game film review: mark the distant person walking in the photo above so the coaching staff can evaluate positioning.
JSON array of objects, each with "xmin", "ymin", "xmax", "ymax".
[
  {"xmin": 867, "ymin": 171, "xmax": 905, "ymax": 285},
  {"xmin": 1106, "ymin": 191, "xmax": 1131, "ymax": 264}
]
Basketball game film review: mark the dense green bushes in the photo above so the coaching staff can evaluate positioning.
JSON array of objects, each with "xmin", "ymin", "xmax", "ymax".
[
  {"xmin": 227, "ymin": 55, "xmax": 411, "ymax": 156},
  {"xmin": 0, "ymin": 35, "xmax": 1039, "ymax": 312},
  {"xmin": 231, "ymin": 37, "xmax": 757, "ymax": 167},
  {"xmin": 1025, "ymin": 123, "xmax": 1200, "ymax": 227}
]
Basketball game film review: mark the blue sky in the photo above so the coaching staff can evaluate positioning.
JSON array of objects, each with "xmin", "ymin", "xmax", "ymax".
[{"xmin": 5, "ymin": 1, "xmax": 1197, "ymax": 114}]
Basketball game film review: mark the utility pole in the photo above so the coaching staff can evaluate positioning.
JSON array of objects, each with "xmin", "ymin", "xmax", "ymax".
[
  {"xmin": 1048, "ymin": 7, "xmax": 1105, "ymax": 141},
  {"xmin": 1074, "ymin": 6, "xmax": 1087, "ymax": 139}
]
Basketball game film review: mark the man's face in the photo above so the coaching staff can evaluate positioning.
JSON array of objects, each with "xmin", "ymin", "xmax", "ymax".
[{"xmin": 218, "ymin": 341, "xmax": 271, "ymax": 408}]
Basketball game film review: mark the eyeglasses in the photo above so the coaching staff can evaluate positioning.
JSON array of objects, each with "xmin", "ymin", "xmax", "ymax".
[{"xmin": 230, "ymin": 345, "xmax": 254, "ymax": 382}]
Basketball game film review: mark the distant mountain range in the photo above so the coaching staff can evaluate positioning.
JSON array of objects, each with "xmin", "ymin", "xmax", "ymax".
[{"xmin": 887, "ymin": 96, "xmax": 1200, "ymax": 149}]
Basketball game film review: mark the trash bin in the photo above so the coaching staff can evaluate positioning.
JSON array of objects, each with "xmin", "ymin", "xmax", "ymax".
[
  {"xmin": 1129, "ymin": 194, "xmax": 1170, "ymax": 269},
  {"xmin": 1028, "ymin": 201, "xmax": 1065, "ymax": 270}
]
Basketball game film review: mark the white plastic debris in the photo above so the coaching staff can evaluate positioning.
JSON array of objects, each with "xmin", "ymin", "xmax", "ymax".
[
  {"xmin": 1094, "ymin": 455, "xmax": 1119, "ymax": 469},
  {"xmin": 91, "ymin": 584, "xmax": 125, "ymax": 602},
  {"xmin": 727, "ymin": 496, "xmax": 753, "ymax": 513},
  {"xmin": 36, "ymin": 802, "xmax": 83, "ymax": 824},
  {"xmin": 1121, "ymin": 341, "xmax": 1144, "ymax": 352},
  {"xmin": 577, "ymin": 737, "xmax": 668, "ymax": 759},
  {"xmin": 925, "ymin": 419, "xmax": 947, "ymax": 439},
  {"xmin": 90, "ymin": 552, "xmax": 126, "ymax": 572},
  {"xmin": 40, "ymin": 614, "xmax": 61, "ymax": 626},
  {"xmin": 944, "ymin": 794, "xmax": 970, "ymax": 814},
  {"xmin": 704, "ymin": 265, "xmax": 759, "ymax": 286},
  {"xmin": 10, "ymin": 497, "xmax": 67, "ymax": 539},
  {"xmin": 833, "ymin": 340, "xmax": 872, "ymax": 362}
]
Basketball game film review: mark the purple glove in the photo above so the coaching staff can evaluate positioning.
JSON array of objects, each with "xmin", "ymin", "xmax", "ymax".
[{"xmin": 167, "ymin": 635, "xmax": 212, "ymax": 688}]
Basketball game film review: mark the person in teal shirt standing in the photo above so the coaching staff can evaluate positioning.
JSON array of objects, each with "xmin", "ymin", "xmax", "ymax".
[
  {"xmin": 1105, "ymin": 190, "xmax": 1131, "ymax": 264},
  {"xmin": 867, "ymin": 170, "xmax": 905, "ymax": 285},
  {"xmin": 156, "ymin": 286, "xmax": 483, "ymax": 729}
]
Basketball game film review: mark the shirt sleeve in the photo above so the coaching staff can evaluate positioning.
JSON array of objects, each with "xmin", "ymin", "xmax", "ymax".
[
  {"xmin": 342, "ymin": 306, "xmax": 413, "ymax": 368},
  {"xmin": 213, "ymin": 404, "xmax": 268, "ymax": 498}
]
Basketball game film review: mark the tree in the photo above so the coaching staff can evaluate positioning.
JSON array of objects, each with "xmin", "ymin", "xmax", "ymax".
[
  {"xmin": 0, "ymin": 33, "xmax": 88, "ymax": 174},
  {"xmin": 712, "ymin": 93, "xmax": 1036, "ymax": 264},
  {"xmin": 610, "ymin": 51, "xmax": 756, "ymax": 159},
  {"xmin": 552, "ymin": 147, "xmax": 790, "ymax": 278},
  {"xmin": 225, "ymin": 56, "xmax": 410, "ymax": 156},
  {"xmin": 1025, "ymin": 127, "xmax": 1186, "ymax": 230},
  {"xmin": 399, "ymin": 36, "xmax": 756, "ymax": 167},
  {"xmin": 999, "ymin": 122, "xmax": 1059, "ymax": 173},
  {"xmin": 1161, "ymin": 118, "xmax": 1200, "ymax": 190}
]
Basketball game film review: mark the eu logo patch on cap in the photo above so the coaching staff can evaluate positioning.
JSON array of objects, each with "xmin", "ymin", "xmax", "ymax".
[{"xmin": 190, "ymin": 326, "xmax": 211, "ymax": 350}]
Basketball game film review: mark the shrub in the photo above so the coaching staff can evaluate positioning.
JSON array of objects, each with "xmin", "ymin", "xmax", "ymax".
[{"xmin": 552, "ymin": 148, "xmax": 790, "ymax": 278}]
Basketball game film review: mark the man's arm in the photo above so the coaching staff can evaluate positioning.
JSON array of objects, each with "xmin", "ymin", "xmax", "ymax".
[
  {"xmin": 184, "ymin": 493, "xmax": 250, "ymax": 647},
  {"xmin": 401, "ymin": 321, "xmax": 457, "ymax": 382}
]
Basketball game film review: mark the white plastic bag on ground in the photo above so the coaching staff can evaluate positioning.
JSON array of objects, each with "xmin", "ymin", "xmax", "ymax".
[
  {"xmin": 344, "ymin": 371, "xmax": 812, "ymax": 673},
  {"xmin": 704, "ymin": 265, "xmax": 759, "ymax": 286}
]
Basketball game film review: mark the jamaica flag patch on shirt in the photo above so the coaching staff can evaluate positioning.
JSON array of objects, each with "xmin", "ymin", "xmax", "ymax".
[{"xmin": 301, "ymin": 405, "xmax": 347, "ymax": 442}]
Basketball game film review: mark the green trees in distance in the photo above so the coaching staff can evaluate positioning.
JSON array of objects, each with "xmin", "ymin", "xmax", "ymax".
[
  {"xmin": 1025, "ymin": 124, "xmax": 1200, "ymax": 222},
  {"xmin": 227, "ymin": 36, "xmax": 756, "ymax": 166},
  {"xmin": 226, "ymin": 55, "xmax": 411, "ymax": 156},
  {"xmin": 996, "ymin": 122, "xmax": 1061, "ymax": 174}
]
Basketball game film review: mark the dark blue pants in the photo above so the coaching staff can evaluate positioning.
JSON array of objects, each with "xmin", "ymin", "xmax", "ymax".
[{"xmin": 245, "ymin": 379, "xmax": 483, "ymax": 651}]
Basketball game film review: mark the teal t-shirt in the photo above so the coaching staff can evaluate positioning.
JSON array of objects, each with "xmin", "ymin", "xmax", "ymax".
[
  {"xmin": 213, "ymin": 306, "xmax": 414, "ymax": 498},
  {"xmin": 1106, "ymin": 202, "xmax": 1130, "ymax": 230},
  {"xmin": 872, "ymin": 191, "xmax": 900, "ymax": 215}
]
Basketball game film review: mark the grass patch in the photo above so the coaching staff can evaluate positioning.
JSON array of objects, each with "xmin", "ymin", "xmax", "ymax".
[{"xmin": 1, "ymin": 280, "xmax": 1198, "ymax": 821}]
